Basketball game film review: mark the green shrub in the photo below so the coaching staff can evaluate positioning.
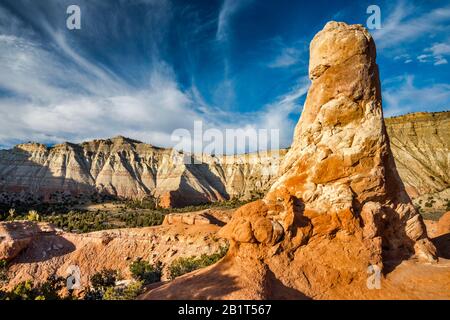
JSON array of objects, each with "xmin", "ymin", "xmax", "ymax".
[
  {"xmin": 85, "ymin": 269, "xmax": 146, "ymax": 300},
  {"xmin": 85, "ymin": 269, "xmax": 119, "ymax": 300},
  {"xmin": 35, "ymin": 276, "xmax": 66, "ymax": 300},
  {"xmin": 169, "ymin": 246, "xmax": 228, "ymax": 280},
  {"xmin": 8, "ymin": 280, "xmax": 36, "ymax": 300},
  {"xmin": 103, "ymin": 281, "xmax": 143, "ymax": 300},
  {"xmin": 0, "ymin": 276, "xmax": 66, "ymax": 300},
  {"xmin": 125, "ymin": 198, "xmax": 157, "ymax": 210},
  {"xmin": 41, "ymin": 209, "xmax": 165, "ymax": 233},
  {"xmin": 129, "ymin": 259, "xmax": 162, "ymax": 285},
  {"xmin": 90, "ymin": 269, "xmax": 118, "ymax": 291},
  {"xmin": 0, "ymin": 259, "xmax": 8, "ymax": 283}
]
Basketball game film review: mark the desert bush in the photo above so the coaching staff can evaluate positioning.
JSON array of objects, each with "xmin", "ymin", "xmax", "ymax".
[
  {"xmin": 0, "ymin": 259, "xmax": 8, "ymax": 283},
  {"xmin": 6, "ymin": 280, "xmax": 36, "ymax": 300},
  {"xmin": 8, "ymin": 208, "xmax": 16, "ymax": 220},
  {"xmin": 103, "ymin": 281, "xmax": 143, "ymax": 300},
  {"xmin": 129, "ymin": 259, "xmax": 162, "ymax": 285},
  {"xmin": 41, "ymin": 209, "xmax": 165, "ymax": 233},
  {"xmin": 90, "ymin": 269, "xmax": 118, "ymax": 290},
  {"xmin": 119, "ymin": 211, "xmax": 165, "ymax": 228},
  {"xmin": 35, "ymin": 276, "xmax": 66, "ymax": 300},
  {"xmin": 0, "ymin": 276, "xmax": 66, "ymax": 300},
  {"xmin": 125, "ymin": 198, "xmax": 157, "ymax": 210},
  {"xmin": 85, "ymin": 269, "xmax": 144, "ymax": 300},
  {"xmin": 27, "ymin": 210, "xmax": 40, "ymax": 222},
  {"xmin": 85, "ymin": 269, "xmax": 120, "ymax": 300},
  {"xmin": 169, "ymin": 246, "xmax": 228, "ymax": 280}
]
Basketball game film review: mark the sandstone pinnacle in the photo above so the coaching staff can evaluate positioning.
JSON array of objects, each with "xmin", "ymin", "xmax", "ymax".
[
  {"xmin": 141, "ymin": 22, "xmax": 438, "ymax": 300},
  {"xmin": 222, "ymin": 19, "xmax": 436, "ymax": 270}
]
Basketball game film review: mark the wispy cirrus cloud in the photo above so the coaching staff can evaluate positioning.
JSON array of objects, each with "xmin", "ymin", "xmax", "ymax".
[
  {"xmin": 0, "ymin": 1, "xmax": 308, "ymax": 153},
  {"xmin": 216, "ymin": 0, "xmax": 253, "ymax": 42},
  {"xmin": 0, "ymin": 32, "xmax": 307, "ymax": 152},
  {"xmin": 372, "ymin": 1, "xmax": 450, "ymax": 50},
  {"xmin": 0, "ymin": 0, "xmax": 447, "ymax": 152},
  {"xmin": 268, "ymin": 47, "xmax": 302, "ymax": 68}
]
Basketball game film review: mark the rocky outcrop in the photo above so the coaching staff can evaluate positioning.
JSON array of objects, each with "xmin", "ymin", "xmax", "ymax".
[
  {"xmin": 163, "ymin": 209, "xmax": 231, "ymax": 226},
  {"xmin": 0, "ymin": 221, "xmax": 58, "ymax": 261},
  {"xmin": 437, "ymin": 212, "xmax": 450, "ymax": 236},
  {"xmin": 0, "ymin": 215, "xmax": 229, "ymax": 289},
  {"xmin": 140, "ymin": 22, "xmax": 439, "ymax": 300}
]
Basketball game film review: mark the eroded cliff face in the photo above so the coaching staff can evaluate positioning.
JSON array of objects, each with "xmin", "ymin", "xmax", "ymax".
[
  {"xmin": 385, "ymin": 112, "xmax": 449, "ymax": 198},
  {"xmin": 0, "ymin": 136, "xmax": 285, "ymax": 207}
]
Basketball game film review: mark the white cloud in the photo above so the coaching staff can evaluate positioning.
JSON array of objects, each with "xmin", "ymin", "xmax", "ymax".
[
  {"xmin": 394, "ymin": 53, "xmax": 414, "ymax": 64},
  {"xmin": 0, "ymin": 1, "xmax": 311, "ymax": 154},
  {"xmin": 427, "ymin": 43, "xmax": 450, "ymax": 56},
  {"xmin": 394, "ymin": 54, "xmax": 410, "ymax": 60},
  {"xmin": 383, "ymin": 75, "xmax": 450, "ymax": 117},
  {"xmin": 268, "ymin": 47, "xmax": 301, "ymax": 68},
  {"xmin": 417, "ymin": 54, "xmax": 431, "ymax": 63},
  {"xmin": 372, "ymin": 2, "xmax": 450, "ymax": 50},
  {"xmin": 434, "ymin": 57, "xmax": 448, "ymax": 65},
  {"xmin": 421, "ymin": 42, "xmax": 450, "ymax": 65},
  {"xmin": 0, "ymin": 24, "xmax": 308, "ymax": 154},
  {"xmin": 216, "ymin": 0, "xmax": 253, "ymax": 41}
]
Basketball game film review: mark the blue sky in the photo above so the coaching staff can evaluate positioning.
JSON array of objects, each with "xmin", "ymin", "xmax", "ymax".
[{"xmin": 0, "ymin": 0, "xmax": 448, "ymax": 151}]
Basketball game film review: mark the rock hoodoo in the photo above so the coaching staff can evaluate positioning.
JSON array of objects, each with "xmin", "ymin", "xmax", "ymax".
[{"xmin": 140, "ymin": 21, "xmax": 438, "ymax": 300}]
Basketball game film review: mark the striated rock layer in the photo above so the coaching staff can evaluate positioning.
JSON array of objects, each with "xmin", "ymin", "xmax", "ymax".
[
  {"xmin": 141, "ymin": 22, "xmax": 439, "ymax": 300},
  {"xmin": 0, "ymin": 137, "xmax": 285, "ymax": 207},
  {"xmin": 385, "ymin": 112, "xmax": 449, "ymax": 198}
]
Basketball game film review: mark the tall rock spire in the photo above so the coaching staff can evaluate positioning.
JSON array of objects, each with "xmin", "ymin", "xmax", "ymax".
[{"xmin": 141, "ymin": 22, "xmax": 437, "ymax": 300}]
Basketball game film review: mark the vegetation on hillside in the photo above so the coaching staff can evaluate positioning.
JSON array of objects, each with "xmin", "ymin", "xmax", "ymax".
[
  {"xmin": 0, "ymin": 197, "xmax": 256, "ymax": 233},
  {"xmin": 0, "ymin": 259, "xmax": 8, "ymax": 284},
  {"xmin": 168, "ymin": 245, "xmax": 229, "ymax": 280},
  {"xmin": 129, "ymin": 259, "xmax": 162, "ymax": 285},
  {"xmin": 0, "ymin": 276, "xmax": 68, "ymax": 300},
  {"xmin": 85, "ymin": 260, "xmax": 162, "ymax": 300},
  {"xmin": 0, "ymin": 247, "xmax": 227, "ymax": 300},
  {"xmin": 85, "ymin": 269, "xmax": 122, "ymax": 300}
]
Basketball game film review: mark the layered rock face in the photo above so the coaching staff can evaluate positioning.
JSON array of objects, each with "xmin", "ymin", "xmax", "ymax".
[
  {"xmin": 141, "ymin": 22, "xmax": 437, "ymax": 300},
  {"xmin": 385, "ymin": 112, "xmax": 449, "ymax": 198},
  {"xmin": 0, "ymin": 137, "xmax": 285, "ymax": 207}
]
